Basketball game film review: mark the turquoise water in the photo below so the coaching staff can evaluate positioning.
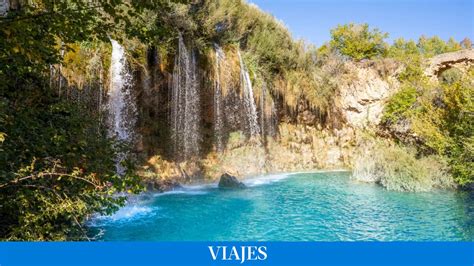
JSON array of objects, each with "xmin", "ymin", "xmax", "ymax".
[{"xmin": 89, "ymin": 171, "xmax": 474, "ymax": 241}]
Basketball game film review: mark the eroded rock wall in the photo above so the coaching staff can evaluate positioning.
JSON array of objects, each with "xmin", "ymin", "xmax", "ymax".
[
  {"xmin": 424, "ymin": 49, "xmax": 474, "ymax": 81},
  {"xmin": 335, "ymin": 60, "xmax": 401, "ymax": 128}
]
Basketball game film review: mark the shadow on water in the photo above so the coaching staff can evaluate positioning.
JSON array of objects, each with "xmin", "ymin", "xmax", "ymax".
[{"xmin": 455, "ymin": 191, "xmax": 474, "ymax": 240}]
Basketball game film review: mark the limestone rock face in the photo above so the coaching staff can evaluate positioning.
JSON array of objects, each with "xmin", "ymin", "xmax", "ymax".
[
  {"xmin": 0, "ymin": 0, "xmax": 9, "ymax": 17},
  {"xmin": 337, "ymin": 61, "xmax": 400, "ymax": 128},
  {"xmin": 218, "ymin": 173, "xmax": 246, "ymax": 189},
  {"xmin": 424, "ymin": 49, "xmax": 474, "ymax": 81},
  {"xmin": 336, "ymin": 50, "xmax": 473, "ymax": 128}
]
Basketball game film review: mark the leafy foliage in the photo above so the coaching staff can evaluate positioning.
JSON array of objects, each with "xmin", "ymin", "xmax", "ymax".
[
  {"xmin": 417, "ymin": 36, "xmax": 462, "ymax": 57},
  {"xmin": 382, "ymin": 85, "xmax": 418, "ymax": 124},
  {"xmin": 0, "ymin": 0, "xmax": 472, "ymax": 240},
  {"xmin": 383, "ymin": 62, "xmax": 473, "ymax": 187},
  {"xmin": 353, "ymin": 140, "xmax": 455, "ymax": 192},
  {"xmin": 0, "ymin": 0, "xmax": 176, "ymax": 240},
  {"xmin": 195, "ymin": 0, "xmax": 337, "ymax": 118},
  {"xmin": 1, "ymin": 0, "xmax": 127, "ymax": 90},
  {"xmin": 329, "ymin": 23, "xmax": 389, "ymax": 61},
  {"xmin": 0, "ymin": 99, "xmax": 142, "ymax": 240}
]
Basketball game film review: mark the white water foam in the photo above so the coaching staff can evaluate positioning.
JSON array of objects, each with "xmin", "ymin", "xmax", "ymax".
[
  {"xmin": 90, "ymin": 205, "xmax": 155, "ymax": 226},
  {"xmin": 108, "ymin": 206, "xmax": 153, "ymax": 221},
  {"xmin": 243, "ymin": 173, "xmax": 293, "ymax": 187},
  {"xmin": 242, "ymin": 170, "xmax": 350, "ymax": 187},
  {"xmin": 154, "ymin": 183, "xmax": 217, "ymax": 196}
]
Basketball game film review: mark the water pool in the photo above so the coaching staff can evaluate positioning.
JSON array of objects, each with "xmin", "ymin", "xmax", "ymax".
[{"xmin": 89, "ymin": 171, "xmax": 474, "ymax": 241}]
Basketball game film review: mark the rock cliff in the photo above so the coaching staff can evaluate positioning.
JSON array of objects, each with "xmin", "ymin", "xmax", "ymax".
[
  {"xmin": 424, "ymin": 49, "xmax": 474, "ymax": 81},
  {"xmin": 140, "ymin": 51, "xmax": 474, "ymax": 183},
  {"xmin": 336, "ymin": 60, "xmax": 401, "ymax": 128}
]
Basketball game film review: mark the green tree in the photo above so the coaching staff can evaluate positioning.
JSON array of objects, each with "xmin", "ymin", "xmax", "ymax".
[
  {"xmin": 416, "ymin": 36, "xmax": 461, "ymax": 57},
  {"xmin": 0, "ymin": 99, "xmax": 141, "ymax": 240},
  {"xmin": 388, "ymin": 38, "xmax": 420, "ymax": 59},
  {"xmin": 383, "ymin": 67, "xmax": 474, "ymax": 187},
  {"xmin": 329, "ymin": 23, "xmax": 388, "ymax": 61},
  {"xmin": 382, "ymin": 85, "xmax": 418, "ymax": 124},
  {"xmin": 0, "ymin": 0, "xmax": 180, "ymax": 240},
  {"xmin": 460, "ymin": 37, "xmax": 472, "ymax": 49}
]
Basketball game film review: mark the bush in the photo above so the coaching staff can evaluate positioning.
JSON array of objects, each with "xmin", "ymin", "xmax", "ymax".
[
  {"xmin": 329, "ymin": 23, "xmax": 388, "ymax": 61},
  {"xmin": 383, "ymin": 67, "xmax": 473, "ymax": 187},
  {"xmin": 352, "ymin": 141, "xmax": 455, "ymax": 192},
  {"xmin": 439, "ymin": 68, "xmax": 463, "ymax": 85},
  {"xmin": 382, "ymin": 85, "xmax": 418, "ymax": 124},
  {"xmin": 417, "ymin": 36, "xmax": 461, "ymax": 57},
  {"xmin": 440, "ymin": 75, "xmax": 474, "ymax": 185}
]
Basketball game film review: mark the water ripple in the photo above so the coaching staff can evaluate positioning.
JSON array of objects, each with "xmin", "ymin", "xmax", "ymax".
[{"xmin": 89, "ymin": 171, "xmax": 474, "ymax": 241}]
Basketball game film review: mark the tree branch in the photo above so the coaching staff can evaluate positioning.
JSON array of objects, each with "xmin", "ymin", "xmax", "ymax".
[{"xmin": 0, "ymin": 171, "xmax": 102, "ymax": 189}]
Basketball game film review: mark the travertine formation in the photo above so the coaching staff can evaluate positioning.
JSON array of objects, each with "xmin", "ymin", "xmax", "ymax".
[
  {"xmin": 336, "ymin": 61, "xmax": 401, "ymax": 128},
  {"xmin": 424, "ymin": 49, "xmax": 474, "ymax": 80},
  {"xmin": 336, "ymin": 49, "xmax": 474, "ymax": 129}
]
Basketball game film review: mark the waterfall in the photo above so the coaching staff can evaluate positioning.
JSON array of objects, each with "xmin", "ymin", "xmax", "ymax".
[
  {"xmin": 170, "ymin": 34, "xmax": 200, "ymax": 160},
  {"xmin": 107, "ymin": 39, "xmax": 137, "ymax": 174},
  {"xmin": 260, "ymin": 81, "xmax": 267, "ymax": 139},
  {"xmin": 238, "ymin": 50, "xmax": 260, "ymax": 138},
  {"xmin": 214, "ymin": 44, "xmax": 225, "ymax": 152},
  {"xmin": 269, "ymin": 101, "xmax": 278, "ymax": 137}
]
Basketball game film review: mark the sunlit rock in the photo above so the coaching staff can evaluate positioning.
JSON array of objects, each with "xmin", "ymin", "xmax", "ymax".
[
  {"xmin": 336, "ymin": 60, "xmax": 401, "ymax": 128},
  {"xmin": 424, "ymin": 49, "xmax": 474, "ymax": 81}
]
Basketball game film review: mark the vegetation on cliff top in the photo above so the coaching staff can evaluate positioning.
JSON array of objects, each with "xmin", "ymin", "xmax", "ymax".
[{"xmin": 382, "ymin": 66, "xmax": 473, "ymax": 187}]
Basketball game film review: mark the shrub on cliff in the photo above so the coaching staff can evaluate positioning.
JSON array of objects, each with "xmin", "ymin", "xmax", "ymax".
[
  {"xmin": 329, "ymin": 23, "xmax": 389, "ymax": 61},
  {"xmin": 417, "ymin": 36, "xmax": 462, "ymax": 57},
  {"xmin": 382, "ymin": 85, "xmax": 418, "ymax": 124},
  {"xmin": 382, "ymin": 64, "xmax": 474, "ymax": 187}
]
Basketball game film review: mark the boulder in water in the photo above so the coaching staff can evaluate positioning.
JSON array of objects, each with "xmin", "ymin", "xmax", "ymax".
[{"xmin": 218, "ymin": 173, "xmax": 246, "ymax": 189}]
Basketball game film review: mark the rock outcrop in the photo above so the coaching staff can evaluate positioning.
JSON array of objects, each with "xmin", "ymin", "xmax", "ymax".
[
  {"xmin": 0, "ymin": 0, "xmax": 9, "ymax": 17},
  {"xmin": 424, "ymin": 49, "xmax": 474, "ymax": 81},
  {"xmin": 137, "ymin": 46, "xmax": 473, "ymax": 186},
  {"xmin": 218, "ymin": 173, "xmax": 246, "ymax": 189},
  {"xmin": 336, "ymin": 60, "xmax": 401, "ymax": 128},
  {"xmin": 335, "ymin": 50, "xmax": 474, "ymax": 128}
]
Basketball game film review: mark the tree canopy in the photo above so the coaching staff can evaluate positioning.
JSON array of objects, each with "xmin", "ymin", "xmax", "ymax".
[{"xmin": 329, "ymin": 23, "xmax": 389, "ymax": 61}]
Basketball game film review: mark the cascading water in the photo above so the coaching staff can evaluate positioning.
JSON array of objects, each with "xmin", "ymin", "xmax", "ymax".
[
  {"xmin": 260, "ymin": 81, "xmax": 278, "ymax": 139},
  {"xmin": 268, "ymin": 101, "xmax": 278, "ymax": 137},
  {"xmin": 108, "ymin": 39, "xmax": 137, "ymax": 174},
  {"xmin": 260, "ymin": 81, "xmax": 267, "ymax": 139},
  {"xmin": 170, "ymin": 34, "xmax": 200, "ymax": 160},
  {"xmin": 237, "ymin": 50, "xmax": 260, "ymax": 138},
  {"xmin": 214, "ymin": 44, "xmax": 225, "ymax": 152}
]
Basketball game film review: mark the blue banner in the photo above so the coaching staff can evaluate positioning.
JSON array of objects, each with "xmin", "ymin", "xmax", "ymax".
[{"xmin": 0, "ymin": 242, "xmax": 472, "ymax": 266}]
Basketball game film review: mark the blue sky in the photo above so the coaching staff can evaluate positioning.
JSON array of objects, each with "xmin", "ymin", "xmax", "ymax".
[{"xmin": 248, "ymin": 0, "xmax": 474, "ymax": 46}]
